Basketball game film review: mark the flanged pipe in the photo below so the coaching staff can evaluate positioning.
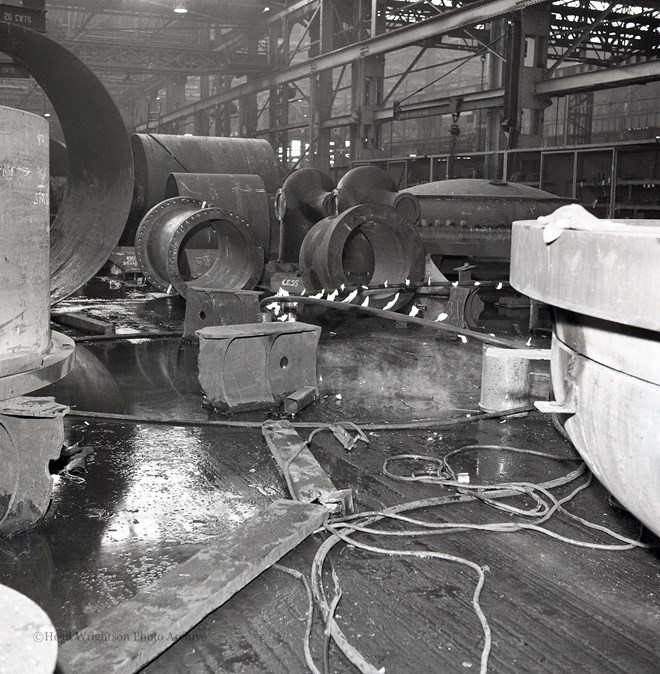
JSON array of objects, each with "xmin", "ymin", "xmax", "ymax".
[
  {"xmin": 135, "ymin": 197, "xmax": 264, "ymax": 298},
  {"xmin": 337, "ymin": 165, "xmax": 421, "ymax": 225},
  {"xmin": 275, "ymin": 168, "xmax": 337, "ymax": 263},
  {"xmin": 0, "ymin": 23, "xmax": 134, "ymax": 303},
  {"xmin": 165, "ymin": 172, "xmax": 272, "ymax": 256},
  {"xmin": 299, "ymin": 203, "xmax": 425, "ymax": 309}
]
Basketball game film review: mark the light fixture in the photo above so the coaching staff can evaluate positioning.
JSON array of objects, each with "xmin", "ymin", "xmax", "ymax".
[{"xmin": 173, "ymin": 1, "xmax": 189, "ymax": 14}]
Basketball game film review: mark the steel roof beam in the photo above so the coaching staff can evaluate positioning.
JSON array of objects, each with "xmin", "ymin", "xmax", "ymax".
[{"xmin": 150, "ymin": 0, "xmax": 553, "ymax": 128}]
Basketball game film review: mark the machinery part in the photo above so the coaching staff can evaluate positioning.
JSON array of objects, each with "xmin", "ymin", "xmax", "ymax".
[
  {"xmin": 337, "ymin": 165, "xmax": 421, "ymax": 225},
  {"xmin": 183, "ymin": 287, "xmax": 262, "ymax": 342},
  {"xmin": 405, "ymin": 179, "xmax": 573, "ymax": 258},
  {"xmin": 165, "ymin": 172, "xmax": 272, "ymax": 256},
  {"xmin": 510, "ymin": 213, "xmax": 660, "ymax": 536},
  {"xmin": 0, "ymin": 584, "xmax": 58, "ymax": 672},
  {"xmin": 0, "ymin": 397, "xmax": 68, "ymax": 536},
  {"xmin": 135, "ymin": 197, "xmax": 264, "ymax": 298},
  {"xmin": 0, "ymin": 24, "xmax": 134, "ymax": 303},
  {"xmin": 0, "ymin": 107, "xmax": 50, "ymax": 366},
  {"xmin": 479, "ymin": 347, "xmax": 550, "ymax": 413},
  {"xmin": 284, "ymin": 386, "xmax": 318, "ymax": 415},
  {"xmin": 299, "ymin": 204, "xmax": 425, "ymax": 310},
  {"xmin": 128, "ymin": 133, "xmax": 279, "ymax": 242},
  {"xmin": 276, "ymin": 168, "xmax": 337, "ymax": 263},
  {"xmin": 197, "ymin": 322, "xmax": 321, "ymax": 412},
  {"xmin": 262, "ymin": 420, "xmax": 353, "ymax": 515}
]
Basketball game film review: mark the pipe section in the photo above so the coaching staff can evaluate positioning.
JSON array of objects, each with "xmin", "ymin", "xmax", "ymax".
[
  {"xmin": 165, "ymin": 172, "xmax": 272, "ymax": 256},
  {"xmin": 275, "ymin": 168, "xmax": 337, "ymax": 263},
  {"xmin": 299, "ymin": 204, "xmax": 425, "ymax": 309},
  {"xmin": 0, "ymin": 23, "xmax": 134, "ymax": 303},
  {"xmin": 337, "ymin": 165, "xmax": 421, "ymax": 225},
  {"xmin": 129, "ymin": 134, "xmax": 279, "ymax": 243},
  {"xmin": 135, "ymin": 197, "xmax": 264, "ymax": 298}
]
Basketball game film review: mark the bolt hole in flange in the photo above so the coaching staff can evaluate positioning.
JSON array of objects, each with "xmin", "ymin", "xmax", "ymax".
[
  {"xmin": 280, "ymin": 356, "xmax": 289, "ymax": 369},
  {"xmin": 199, "ymin": 311, "xmax": 206, "ymax": 320}
]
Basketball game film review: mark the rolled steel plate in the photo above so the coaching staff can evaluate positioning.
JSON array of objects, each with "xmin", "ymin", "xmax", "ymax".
[
  {"xmin": 131, "ymin": 133, "xmax": 279, "ymax": 216},
  {"xmin": 0, "ymin": 23, "xmax": 134, "ymax": 303}
]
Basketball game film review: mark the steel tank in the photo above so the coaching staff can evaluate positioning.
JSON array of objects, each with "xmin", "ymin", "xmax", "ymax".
[
  {"xmin": 128, "ymin": 134, "xmax": 280, "ymax": 241},
  {"xmin": 0, "ymin": 106, "xmax": 50, "ymax": 371},
  {"xmin": 165, "ymin": 172, "xmax": 272, "ymax": 256}
]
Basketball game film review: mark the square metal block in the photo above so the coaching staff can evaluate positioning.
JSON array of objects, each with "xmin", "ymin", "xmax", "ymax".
[
  {"xmin": 183, "ymin": 287, "xmax": 263, "ymax": 342},
  {"xmin": 196, "ymin": 322, "xmax": 321, "ymax": 411}
]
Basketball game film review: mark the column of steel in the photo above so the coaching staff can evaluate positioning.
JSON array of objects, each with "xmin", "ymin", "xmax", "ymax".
[
  {"xmin": 268, "ymin": 19, "xmax": 287, "ymax": 167},
  {"xmin": 309, "ymin": 0, "xmax": 334, "ymax": 170},
  {"xmin": 239, "ymin": 38, "xmax": 259, "ymax": 136}
]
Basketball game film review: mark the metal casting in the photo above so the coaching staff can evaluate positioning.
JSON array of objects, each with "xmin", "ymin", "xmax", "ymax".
[
  {"xmin": 276, "ymin": 168, "xmax": 337, "ymax": 263},
  {"xmin": 337, "ymin": 165, "xmax": 421, "ymax": 225},
  {"xmin": 135, "ymin": 197, "xmax": 265, "ymax": 298},
  {"xmin": 0, "ymin": 397, "xmax": 69, "ymax": 536},
  {"xmin": 196, "ymin": 322, "xmax": 321, "ymax": 412},
  {"xmin": 299, "ymin": 203, "xmax": 425, "ymax": 309}
]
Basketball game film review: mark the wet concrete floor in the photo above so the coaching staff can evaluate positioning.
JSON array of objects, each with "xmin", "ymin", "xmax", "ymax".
[{"xmin": 1, "ymin": 277, "xmax": 659, "ymax": 673}]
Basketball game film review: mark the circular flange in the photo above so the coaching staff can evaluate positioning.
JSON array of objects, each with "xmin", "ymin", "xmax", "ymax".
[
  {"xmin": 0, "ymin": 331, "xmax": 75, "ymax": 403},
  {"xmin": 135, "ymin": 196, "xmax": 265, "ymax": 298}
]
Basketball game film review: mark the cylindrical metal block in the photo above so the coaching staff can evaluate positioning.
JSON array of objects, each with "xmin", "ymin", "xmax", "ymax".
[
  {"xmin": 479, "ymin": 346, "xmax": 532, "ymax": 412},
  {"xmin": 0, "ymin": 23, "xmax": 134, "ymax": 303},
  {"xmin": 129, "ymin": 134, "xmax": 280, "ymax": 239},
  {"xmin": 276, "ymin": 168, "xmax": 337, "ymax": 263},
  {"xmin": 0, "ymin": 106, "xmax": 50, "ymax": 374},
  {"xmin": 135, "ymin": 197, "xmax": 264, "ymax": 298},
  {"xmin": 165, "ymin": 172, "xmax": 272, "ymax": 255},
  {"xmin": 299, "ymin": 203, "xmax": 425, "ymax": 309},
  {"xmin": 337, "ymin": 165, "xmax": 421, "ymax": 225}
]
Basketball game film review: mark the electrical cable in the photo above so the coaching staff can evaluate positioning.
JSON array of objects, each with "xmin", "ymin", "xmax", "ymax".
[
  {"xmin": 65, "ymin": 404, "xmax": 535, "ymax": 431},
  {"xmin": 274, "ymin": 564, "xmax": 323, "ymax": 674},
  {"xmin": 73, "ymin": 331, "xmax": 182, "ymax": 343},
  {"xmin": 260, "ymin": 296, "xmax": 519, "ymax": 349},
  {"xmin": 310, "ymin": 444, "xmax": 649, "ymax": 674}
]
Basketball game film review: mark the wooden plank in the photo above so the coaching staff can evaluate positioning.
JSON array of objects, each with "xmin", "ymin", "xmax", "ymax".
[
  {"xmin": 57, "ymin": 500, "xmax": 328, "ymax": 674},
  {"xmin": 54, "ymin": 312, "xmax": 116, "ymax": 336}
]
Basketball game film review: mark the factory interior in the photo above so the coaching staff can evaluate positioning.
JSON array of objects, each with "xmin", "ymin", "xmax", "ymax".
[{"xmin": 1, "ymin": 0, "xmax": 660, "ymax": 672}]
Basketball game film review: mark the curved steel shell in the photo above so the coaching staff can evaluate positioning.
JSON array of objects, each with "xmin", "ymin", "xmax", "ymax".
[
  {"xmin": 165, "ymin": 172, "xmax": 272, "ymax": 255},
  {"xmin": 135, "ymin": 197, "xmax": 264, "ymax": 298},
  {"xmin": 131, "ymin": 133, "xmax": 279, "ymax": 220},
  {"xmin": 0, "ymin": 23, "xmax": 134, "ymax": 303}
]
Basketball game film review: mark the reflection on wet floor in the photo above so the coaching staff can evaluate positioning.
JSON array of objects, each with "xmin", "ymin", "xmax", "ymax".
[{"xmin": 3, "ymin": 281, "xmax": 659, "ymax": 674}]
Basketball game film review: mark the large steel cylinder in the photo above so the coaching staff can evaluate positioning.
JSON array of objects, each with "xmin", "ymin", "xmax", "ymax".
[
  {"xmin": 0, "ymin": 106, "xmax": 50, "ymax": 374},
  {"xmin": 135, "ymin": 197, "xmax": 264, "ymax": 298},
  {"xmin": 0, "ymin": 23, "xmax": 134, "ymax": 303},
  {"xmin": 299, "ymin": 203, "xmax": 425, "ymax": 309},
  {"xmin": 165, "ymin": 172, "xmax": 272, "ymax": 255},
  {"xmin": 404, "ymin": 179, "xmax": 573, "ymax": 258},
  {"xmin": 337, "ymin": 165, "xmax": 421, "ymax": 225},
  {"xmin": 129, "ymin": 134, "xmax": 280, "ymax": 241},
  {"xmin": 275, "ymin": 168, "xmax": 337, "ymax": 263}
]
